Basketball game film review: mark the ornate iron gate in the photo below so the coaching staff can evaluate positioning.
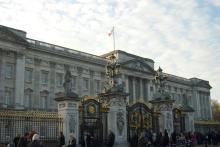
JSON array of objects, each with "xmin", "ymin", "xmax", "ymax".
[
  {"xmin": 128, "ymin": 103, "xmax": 152, "ymax": 141},
  {"xmin": 80, "ymin": 98, "xmax": 103, "ymax": 146}
]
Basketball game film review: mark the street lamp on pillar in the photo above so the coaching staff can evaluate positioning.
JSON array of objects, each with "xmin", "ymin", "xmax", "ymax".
[{"xmin": 106, "ymin": 53, "xmax": 120, "ymax": 88}]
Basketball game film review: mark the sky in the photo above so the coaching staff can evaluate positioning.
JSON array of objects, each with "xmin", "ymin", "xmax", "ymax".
[{"xmin": 0, "ymin": 0, "xmax": 220, "ymax": 102}]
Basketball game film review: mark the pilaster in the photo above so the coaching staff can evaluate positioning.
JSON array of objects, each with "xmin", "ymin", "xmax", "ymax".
[
  {"xmin": 107, "ymin": 96, "xmax": 127, "ymax": 144},
  {"xmin": 0, "ymin": 49, "xmax": 5, "ymax": 104},
  {"xmin": 33, "ymin": 58, "xmax": 41, "ymax": 109},
  {"xmin": 77, "ymin": 67, "xmax": 83, "ymax": 96},
  {"xmin": 132, "ymin": 77, "xmax": 136, "ymax": 102},
  {"xmin": 49, "ymin": 61, "xmax": 56, "ymax": 109},
  {"xmin": 89, "ymin": 70, "xmax": 94, "ymax": 96},
  {"xmin": 140, "ymin": 78, "xmax": 143, "ymax": 100},
  {"xmin": 15, "ymin": 52, "xmax": 25, "ymax": 108},
  {"xmin": 56, "ymin": 99, "xmax": 80, "ymax": 145}
]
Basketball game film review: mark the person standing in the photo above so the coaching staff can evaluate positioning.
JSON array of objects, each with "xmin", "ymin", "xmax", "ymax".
[
  {"xmin": 68, "ymin": 135, "xmax": 76, "ymax": 147},
  {"xmin": 17, "ymin": 132, "xmax": 29, "ymax": 147},
  {"xmin": 59, "ymin": 132, "xmax": 65, "ymax": 147},
  {"xmin": 13, "ymin": 134, "xmax": 20, "ymax": 147},
  {"xmin": 86, "ymin": 134, "xmax": 91, "ymax": 147},
  {"xmin": 130, "ymin": 133, "xmax": 138, "ymax": 147},
  {"xmin": 107, "ymin": 131, "xmax": 115, "ymax": 147},
  {"xmin": 28, "ymin": 134, "xmax": 42, "ymax": 147},
  {"xmin": 163, "ymin": 130, "xmax": 169, "ymax": 147}
]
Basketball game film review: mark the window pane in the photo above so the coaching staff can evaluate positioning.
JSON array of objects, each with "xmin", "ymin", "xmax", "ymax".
[
  {"xmin": 25, "ymin": 69, "xmax": 32, "ymax": 82},
  {"xmin": 41, "ymin": 96, "xmax": 47, "ymax": 109},
  {"xmin": 41, "ymin": 71, "xmax": 48, "ymax": 85},
  {"xmin": 83, "ymin": 78, "xmax": 89, "ymax": 90},
  {"xmin": 56, "ymin": 73, "xmax": 63, "ymax": 87},
  {"xmin": 5, "ymin": 88, "xmax": 13, "ymax": 105},
  {"xmin": 95, "ymin": 80, "xmax": 100, "ymax": 93},
  {"xmin": 71, "ymin": 76, "xmax": 76, "ymax": 90},
  {"xmin": 5, "ymin": 65, "xmax": 13, "ymax": 78},
  {"xmin": 24, "ymin": 92, "xmax": 32, "ymax": 108}
]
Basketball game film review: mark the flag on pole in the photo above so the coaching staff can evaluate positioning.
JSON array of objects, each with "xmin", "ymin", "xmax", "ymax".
[{"xmin": 108, "ymin": 27, "xmax": 114, "ymax": 36}]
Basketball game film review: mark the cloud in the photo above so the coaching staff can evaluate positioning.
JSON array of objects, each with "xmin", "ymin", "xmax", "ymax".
[{"xmin": 0, "ymin": 0, "xmax": 220, "ymax": 101}]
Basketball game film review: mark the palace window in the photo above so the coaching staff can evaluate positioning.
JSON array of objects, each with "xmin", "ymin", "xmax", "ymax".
[
  {"xmin": 56, "ymin": 73, "xmax": 63, "ymax": 87},
  {"xmin": 5, "ymin": 64, "xmax": 13, "ymax": 78},
  {"xmin": 95, "ymin": 80, "xmax": 100, "ymax": 94},
  {"xmin": 5, "ymin": 87, "xmax": 13, "ymax": 105},
  {"xmin": 40, "ymin": 95, "xmax": 48, "ymax": 110},
  {"xmin": 71, "ymin": 76, "xmax": 77, "ymax": 90},
  {"xmin": 174, "ymin": 87, "xmax": 177, "ymax": 92},
  {"xmin": 25, "ymin": 68, "xmax": 33, "ymax": 82},
  {"xmin": 168, "ymin": 85, "xmax": 171, "ymax": 91},
  {"xmin": 83, "ymin": 78, "xmax": 89, "ymax": 90},
  {"xmin": 150, "ymin": 86, "xmax": 154, "ymax": 92},
  {"xmin": 24, "ymin": 89, "xmax": 32, "ymax": 108},
  {"xmin": 41, "ymin": 71, "xmax": 49, "ymax": 86}
]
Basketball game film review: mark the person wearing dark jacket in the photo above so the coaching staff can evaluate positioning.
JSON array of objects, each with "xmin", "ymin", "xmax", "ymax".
[
  {"xmin": 28, "ymin": 134, "xmax": 42, "ymax": 147},
  {"xmin": 17, "ymin": 132, "xmax": 29, "ymax": 147},
  {"xmin": 130, "ymin": 133, "xmax": 138, "ymax": 147},
  {"xmin": 13, "ymin": 134, "xmax": 20, "ymax": 147},
  {"xmin": 107, "ymin": 131, "xmax": 115, "ymax": 147},
  {"xmin": 59, "ymin": 132, "xmax": 65, "ymax": 147},
  {"xmin": 68, "ymin": 135, "xmax": 76, "ymax": 147},
  {"xmin": 163, "ymin": 130, "xmax": 169, "ymax": 147}
]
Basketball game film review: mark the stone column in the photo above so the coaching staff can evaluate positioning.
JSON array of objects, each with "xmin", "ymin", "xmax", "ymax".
[
  {"xmin": 89, "ymin": 70, "xmax": 94, "ymax": 96},
  {"xmin": 49, "ymin": 61, "xmax": 56, "ymax": 109},
  {"xmin": 132, "ymin": 77, "xmax": 136, "ymax": 102},
  {"xmin": 0, "ymin": 49, "xmax": 5, "ymax": 104},
  {"xmin": 33, "ymin": 58, "xmax": 41, "ymax": 109},
  {"xmin": 160, "ymin": 109, "xmax": 173, "ymax": 136},
  {"xmin": 125, "ymin": 75, "xmax": 129, "ymax": 104},
  {"xmin": 15, "ymin": 53, "xmax": 25, "ymax": 108},
  {"xmin": 194, "ymin": 90, "xmax": 200, "ymax": 119},
  {"xmin": 184, "ymin": 112, "xmax": 194, "ymax": 132},
  {"xmin": 56, "ymin": 98, "xmax": 80, "ymax": 145},
  {"xmin": 140, "ymin": 78, "xmax": 143, "ymax": 100},
  {"xmin": 77, "ymin": 67, "xmax": 83, "ymax": 96},
  {"xmin": 108, "ymin": 95, "xmax": 127, "ymax": 144}
]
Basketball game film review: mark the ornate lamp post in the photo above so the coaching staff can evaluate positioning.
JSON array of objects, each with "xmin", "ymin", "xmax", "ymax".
[
  {"xmin": 105, "ymin": 53, "xmax": 120, "ymax": 88},
  {"xmin": 99, "ymin": 53, "xmax": 128, "ymax": 144},
  {"xmin": 150, "ymin": 67, "xmax": 174, "ymax": 134}
]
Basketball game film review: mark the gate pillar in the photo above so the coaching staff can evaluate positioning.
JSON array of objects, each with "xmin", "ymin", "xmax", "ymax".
[
  {"xmin": 100, "ymin": 93, "xmax": 128, "ymax": 144},
  {"xmin": 55, "ymin": 66, "xmax": 80, "ymax": 145},
  {"xmin": 55, "ymin": 96, "xmax": 80, "ymax": 145}
]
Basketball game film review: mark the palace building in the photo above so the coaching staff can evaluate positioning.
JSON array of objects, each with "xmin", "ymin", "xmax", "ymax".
[{"xmin": 0, "ymin": 25, "xmax": 213, "ymax": 142}]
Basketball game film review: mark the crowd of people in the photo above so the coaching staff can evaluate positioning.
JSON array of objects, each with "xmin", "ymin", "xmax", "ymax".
[
  {"xmin": 129, "ymin": 129, "xmax": 220, "ymax": 147},
  {"xmin": 6, "ymin": 129, "xmax": 220, "ymax": 147},
  {"xmin": 79, "ymin": 130, "xmax": 115, "ymax": 147},
  {"xmin": 6, "ymin": 131, "xmax": 42, "ymax": 147},
  {"xmin": 6, "ymin": 131, "xmax": 76, "ymax": 147}
]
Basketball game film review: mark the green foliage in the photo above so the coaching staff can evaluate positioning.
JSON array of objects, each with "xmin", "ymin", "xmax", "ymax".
[{"xmin": 212, "ymin": 99, "xmax": 220, "ymax": 121}]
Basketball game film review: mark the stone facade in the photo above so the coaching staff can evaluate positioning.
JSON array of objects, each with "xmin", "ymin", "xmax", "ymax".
[{"xmin": 0, "ymin": 25, "xmax": 212, "ymax": 131}]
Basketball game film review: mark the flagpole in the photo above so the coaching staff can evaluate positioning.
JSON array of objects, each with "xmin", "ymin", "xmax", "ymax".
[{"xmin": 113, "ymin": 26, "xmax": 115, "ymax": 51}]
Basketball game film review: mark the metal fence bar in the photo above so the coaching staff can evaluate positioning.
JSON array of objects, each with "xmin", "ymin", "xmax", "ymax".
[{"xmin": 0, "ymin": 110, "xmax": 63, "ymax": 144}]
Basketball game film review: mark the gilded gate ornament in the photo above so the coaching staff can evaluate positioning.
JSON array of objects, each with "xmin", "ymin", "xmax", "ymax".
[
  {"xmin": 129, "ymin": 111, "xmax": 141, "ymax": 128},
  {"xmin": 88, "ymin": 104, "xmax": 95, "ymax": 114}
]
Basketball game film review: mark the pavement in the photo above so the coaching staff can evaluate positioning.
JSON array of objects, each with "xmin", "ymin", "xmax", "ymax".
[{"xmin": 76, "ymin": 143, "xmax": 220, "ymax": 147}]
